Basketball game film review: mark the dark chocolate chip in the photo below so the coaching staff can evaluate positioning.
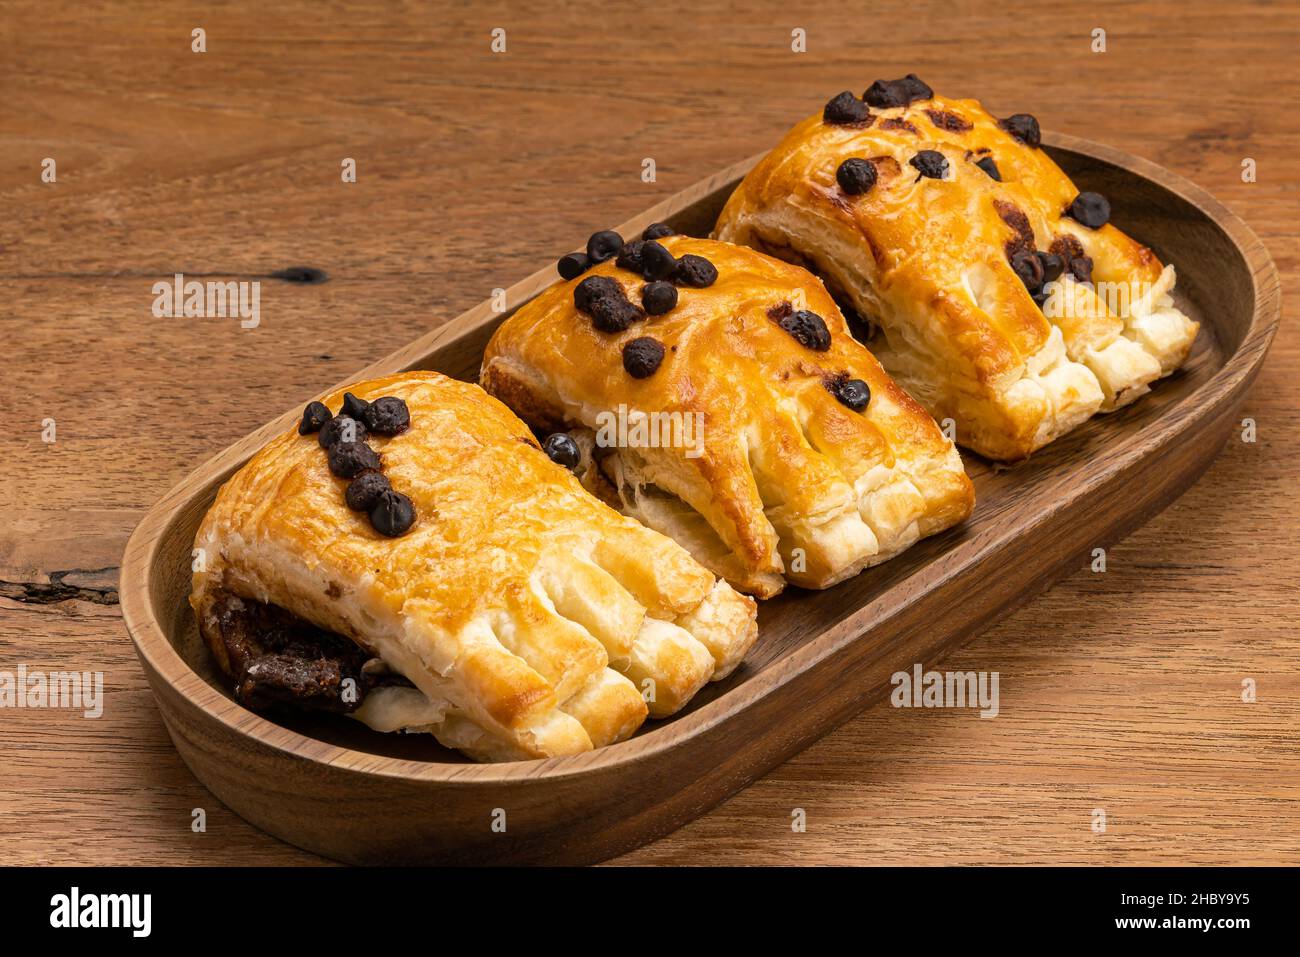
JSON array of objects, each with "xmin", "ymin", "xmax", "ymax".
[
  {"xmin": 639, "ymin": 241, "xmax": 678, "ymax": 282},
  {"xmin": 1069, "ymin": 254, "xmax": 1094, "ymax": 283},
  {"xmin": 557, "ymin": 252, "xmax": 592, "ymax": 280},
  {"xmin": 823, "ymin": 90, "xmax": 871, "ymax": 125},
  {"xmin": 1037, "ymin": 251, "xmax": 1064, "ymax": 284},
  {"xmin": 1010, "ymin": 249, "xmax": 1045, "ymax": 290},
  {"xmin": 778, "ymin": 309, "xmax": 832, "ymax": 351},
  {"xmin": 574, "ymin": 275, "xmax": 622, "ymax": 312},
  {"xmin": 369, "ymin": 489, "xmax": 416, "ymax": 537},
  {"xmin": 1067, "ymin": 192, "xmax": 1111, "ymax": 229},
  {"xmin": 836, "ymin": 158, "xmax": 878, "ymax": 195},
  {"xmin": 593, "ymin": 299, "xmax": 644, "ymax": 334},
  {"xmin": 674, "ymin": 254, "xmax": 718, "ymax": 288},
  {"xmin": 909, "ymin": 150, "xmax": 949, "ymax": 179},
  {"xmin": 298, "ymin": 401, "xmax": 331, "ymax": 435},
  {"xmin": 642, "ymin": 222, "xmax": 675, "ymax": 240},
  {"xmin": 999, "ymin": 113, "xmax": 1041, "ymax": 148},
  {"xmin": 574, "ymin": 275, "xmax": 645, "ymax": 332},
  {"xmin": 832, "ymin": 377, "xmax": 871, "ymax": 412},
  {"xmin": 863, "ymin": 74, "xmax": 932, "ymax": 109},
  {"xmin": 340, "ymin": 392, "xmax": 370, "ymax": 420},
  {"xmin": 586, "ymin": 230, "xmax": 624, "ymax": 263},
  {"xmin": 975, "ymin": 155, "xmax": 1002, "ymax": 181},
  {"xmin": 345, "ymin": 470, "xmax": 391, "ymax": 511},
  {"xmin": 362, "ymin": 396, "xmax": 410, "ymax": 435},
  {"xmin": 622, "ymin": 337, "xmax": 666, "ymax": 379},
  {"xmin": 615, "ymin": 240, "xmax": 645, "ymax": 273},
  {"xmin": 542, "ymin": 433, "xmax": 580, "ymax": 470},
  {"xmin": 327, "ymin": 441, "xmax": 381, "ymax": 479},
  {"xmin": 642, "ymin": 280, "xmax": 678, "ymax": 315},
  {"xmin": 318, "ymin": 414, "xmax": 368, "ymax": 449}
]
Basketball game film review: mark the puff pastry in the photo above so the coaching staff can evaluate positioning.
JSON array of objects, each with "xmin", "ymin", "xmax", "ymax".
[
  {"xmin": 481, "ymin": 236, "xmax": 974, "ymax": 598},
  {"xmin": 713, "ymin": 81, "xmax": 1199, "ymax": 460},
  {"xmin": 191, "ymin": 371, "xmax": 758, "ymax": 762}
]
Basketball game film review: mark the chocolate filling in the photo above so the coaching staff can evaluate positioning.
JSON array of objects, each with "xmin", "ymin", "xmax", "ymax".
[{"xmin": 207, "ymin": 591, "xmax": 411, "ymax": 714}]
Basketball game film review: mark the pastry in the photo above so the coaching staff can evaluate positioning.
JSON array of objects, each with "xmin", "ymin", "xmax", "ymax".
[
  {"xmin": 481, "ymin": 231, "xmax": 974, "ymax": 598},
  {"xmin": 190, "ymin": 371, "xmax": 758, "ymax": 762},
  {"xmin": 712, "ymin": 76, "xmax": 1200, "ymax": 460}
]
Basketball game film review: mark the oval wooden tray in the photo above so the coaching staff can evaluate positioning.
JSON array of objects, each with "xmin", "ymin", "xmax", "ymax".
[{"xmin": 120, "ymin": 133, "xmax": 1280, "ymax": 865}]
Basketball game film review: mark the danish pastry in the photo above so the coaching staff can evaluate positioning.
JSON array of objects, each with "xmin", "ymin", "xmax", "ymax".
[
  {"xmin": 481, "ymin": 233, "xmax": 974, "ymax": 598},
  {"xmin": 713, "ymin": 77, "xmax": 1199, "ymax": 460},
  {"xmin": 190, "ymin": 371, "xmax": 758, "ymax": 762}
]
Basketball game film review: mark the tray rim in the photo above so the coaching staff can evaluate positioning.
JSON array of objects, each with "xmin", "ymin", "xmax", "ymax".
[{"xmin": 119, "ymin": 131, "xmax": 1282, "ymax": 787}]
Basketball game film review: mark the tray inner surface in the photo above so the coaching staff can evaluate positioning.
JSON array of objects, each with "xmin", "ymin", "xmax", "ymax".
[{"xmin": 157, "ymin": 147, "xmax": 1238, "ymax": 765}]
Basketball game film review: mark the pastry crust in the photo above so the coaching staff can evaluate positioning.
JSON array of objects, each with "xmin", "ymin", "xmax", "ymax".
[
  {"xmin": 481, "ymin": 237, "xmax": 974, "ymax": 598},
  {"xmin": 712, "ymin": 89, "xmax": 1200, "ymax": 461},
  {"xmin": 190, "ymin": 371, "xmax": 758, "ymax": 762}
]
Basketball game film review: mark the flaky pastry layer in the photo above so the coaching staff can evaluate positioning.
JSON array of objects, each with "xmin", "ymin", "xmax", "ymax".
[
  {"xmin": 482, "ymin": 237, "xmax": 974, "ymax": 598},
  {"xmin": 191, "ymin": 372, "xmax": 757, "ymax": 762},
  {"xmin": 713, "ymin": 90, "xmax": 1199, "ymax": 460}
]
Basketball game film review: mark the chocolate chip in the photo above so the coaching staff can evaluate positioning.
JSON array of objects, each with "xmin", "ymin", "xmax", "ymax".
[
  {"xmin": 615, "ymin": 240, "xmax": 645, "ymax": 273},
  {"xmin": 831, "ymin": 377, "xmax": 871, "ymax": 411},
  {"xmin": 542, "ymin": 433, "xmax": 580, "ymax": 470},
  {"xmin": 1010, "ymin": 249, "xmax": 1044, "ymax": 290},
  {"xmin": 999, "ymin": 113, "xmax": 1041, "ymax": 148},
  {"xmin": 639, "ymin": 241, "xmax": 677, "ymax": 281},
  {"xmin": 909, "ymin": 150, "xmax": 949, "ymax": 179},
  {"xmin": 836, "ymin": 158, "xmax": 877, "ymax": 195},
  {"xmin": 586, "ymin": 230, "xmax": 624, "ymax": 263},
  {"xmin": 369, "ymin": 489, "xmax": 415, "ymax": 537},
  {"xmin": 362, "ymin": 396, "xmax": 410, "ymax": 435},
  {"xmin": 1069, "ymin": 254, "xmax": 1094, "ymax": 283},
  {"xmin": 557, "ymin": 252, "xmax": 592, "ymax": 280},
  {"xmin": 1068, "ymin": 192, "xmax": 1110, "ymax": 229},
  {"xmin": 642, "ymin": 222, "xmax": 675, "ymax": 240},
  {"xmin": 778, "ymin": 309, "xmax": 831, "ymax": 351},
  {"xmin": 318, "ymin": 415, "xmax": 368, "ymax": 449},
  {"xmin": 574, "ymin": 275, "xmax": 621, "ymax": 312},
  {"xmin": 975, "ymin": 156, "xmax": 1002, "ymax": 181},
  {"xmin": 1037, "ymin": 251, "xmax": 1064, "ymax": 284},
  {"xmin": 823, "ymin": 90, "xmax": 871, "ymax": 125},
  {"xmin": 642, "ymin": 280, "xmax": 678, "ymax": 315},
  {"xmin": 574, "ymin": 276, "xmax": 645, "ymax": 333},
  {"xmin": 341, "ymin": 392, "xmax": 370, "ymax": 420},
  {"xmin": 327, "ymin": 441, "xmax": 381, "ymax": 479},
  {"xmin": 622, "ymin": 337, "xmax": 666, "ymax": 378},
  {"xmin": 863, "ymin": 74, "xmax": 932, "ymax": 108},
  {"xmin": 674, "ymin": 254, "xmax": 717, "ymax": 288},
  {"xmin": 345, "ymin": 470, "xmax": 391, "ymax": 511},
  {"xmin": 298, "ymin": 401, "xmax": 331, "ymax": 435}
]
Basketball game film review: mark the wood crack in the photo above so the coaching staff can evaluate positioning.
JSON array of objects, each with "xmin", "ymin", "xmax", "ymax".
[{"xmin": 0, "ymin": 569, "xmax": 120, "ymax": 606}]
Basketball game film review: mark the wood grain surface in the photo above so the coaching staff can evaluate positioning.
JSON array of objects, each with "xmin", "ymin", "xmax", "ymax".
[{"xmin": 2, "ymin": 0, "xmax": 1296, "ymax": 866}]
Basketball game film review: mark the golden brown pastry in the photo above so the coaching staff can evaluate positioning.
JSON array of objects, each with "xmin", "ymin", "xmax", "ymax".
[
  {"xmin": 190, "ymin": 372, "xmax": 757, "ymax": 762},
  {"xmin": 713, "ymin": 76, "xmax": 1199, "ymax": 461},
  {"xmin": 481, "ymin": 234, "xmax": 974, "ymax": 599}
]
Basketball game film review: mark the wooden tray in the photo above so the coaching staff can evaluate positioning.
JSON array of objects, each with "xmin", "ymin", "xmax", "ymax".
[{"xmin": 120, "ymin": 132, "xmax": 1280, "ymax": 865}]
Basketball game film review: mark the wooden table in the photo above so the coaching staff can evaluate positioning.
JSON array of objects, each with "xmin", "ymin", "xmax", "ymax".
[{"xmin": 3, "ymin": 0, "xmax": 1297, "ymax": 866}]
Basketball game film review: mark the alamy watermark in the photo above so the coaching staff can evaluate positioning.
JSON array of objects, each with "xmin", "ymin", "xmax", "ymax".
[
  {"xmin": 1040, "ymin": 279, "xmax": 1156, "ymax": 320},
  {"xmin": 50, "ymin": 887, "xmax": 150, "ymax": 937},
  {"xmin": 595, "ymin": 404, "xmax": 705, "ymax": 459},
  {"xmin": 152, "ymin": 273, "xmax": 260, "ymax": 328},
  {"xmin": 0, "ymin": 665, "xmax": 103, "ymax": 718},
  {"xmin": 891, "ymin": 663, "xmax": 999, "ymax": 718}
]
